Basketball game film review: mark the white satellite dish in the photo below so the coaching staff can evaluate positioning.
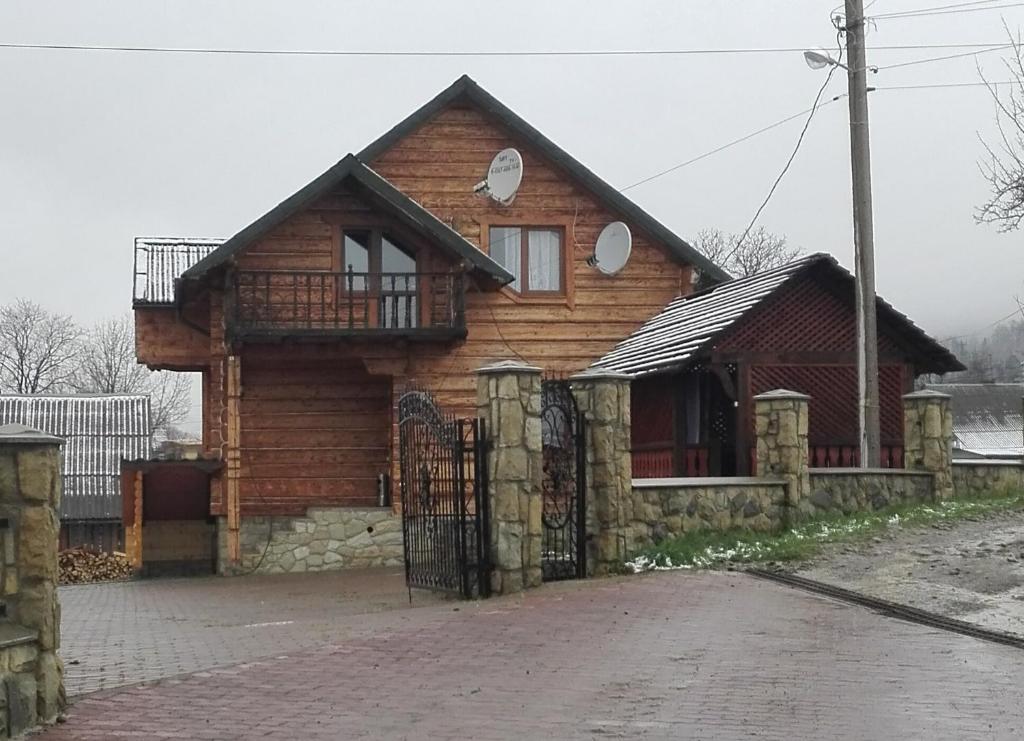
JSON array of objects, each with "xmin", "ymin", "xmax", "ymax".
[
  {"xmin": 473, "ymin": 148, "xmax": 523, "ymax": 204},
  {"xmin": 589, "ymin": 221, "xmax": 632, "ymax": 275}
]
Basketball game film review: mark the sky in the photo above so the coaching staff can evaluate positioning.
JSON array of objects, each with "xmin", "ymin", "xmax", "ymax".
[{"xmin": 2, "ymin": 0, "xmax": 1024, "ymax": 431}]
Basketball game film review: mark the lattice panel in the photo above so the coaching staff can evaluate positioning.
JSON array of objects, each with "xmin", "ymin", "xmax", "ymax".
[
  {"xmin": 631, "ymin": 376, "xmax": 674, "ymax": 446},
  {"xmin": 750, "ymin": 364, "xmax": 905, "ymax": 445},
  {"xmin": 719, "ymin": 274, "xmax": 901, "ymax": 355}
]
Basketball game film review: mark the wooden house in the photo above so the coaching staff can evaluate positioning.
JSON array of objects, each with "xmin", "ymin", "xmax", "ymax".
[
  {"xmin": 132, "ymin": 75, "xmax": 726, "ymax": 570},
  {"xmin": 591, "ymin": 254, "xmax": 964, "ymax": 477}
]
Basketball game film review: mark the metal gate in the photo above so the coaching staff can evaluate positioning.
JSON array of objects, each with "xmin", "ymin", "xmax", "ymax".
[
  {"xmin": 397, "ymin": 390, "xmax": 491, "ymax": 599},
  {"xmin": 541, "ymin": 380, "xmax": 586, "ymax": 581}
]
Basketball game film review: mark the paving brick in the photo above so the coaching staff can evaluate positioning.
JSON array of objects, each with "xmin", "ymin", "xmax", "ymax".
[{"xmin": 46, "ymin": 571, "xmax": 1024, "ymax": 739}]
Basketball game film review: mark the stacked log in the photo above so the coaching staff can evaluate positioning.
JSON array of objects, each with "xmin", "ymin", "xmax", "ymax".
[{"xmin": 58, "ymin": 548, "xmax": 133, "ymax": 584}]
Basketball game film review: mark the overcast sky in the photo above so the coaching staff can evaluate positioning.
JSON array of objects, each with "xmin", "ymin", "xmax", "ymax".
[{"xmin": 3, "ymin": 1, "xmax": 1024, "ymax": 428}]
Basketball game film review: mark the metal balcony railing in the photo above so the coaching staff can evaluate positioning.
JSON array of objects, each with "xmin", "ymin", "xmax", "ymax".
[{"xmin": 230, "ymin": 270, "xmax": 466, "ymax": 338}]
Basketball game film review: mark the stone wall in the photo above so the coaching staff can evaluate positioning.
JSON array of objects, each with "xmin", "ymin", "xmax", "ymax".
[
  {"xmin": 808, "ymin": 470, "xmax": 934, "ymax": 514},
  {"xmin": 627, "ymin": 478, "xmax": 788, "ymax": 552},
  {"xmin": 0, "ymin": 425, "xmax": 66, "ymax": 736},
  {"xmin": 217, "ymin": 508, "xmax": 403, "ymax": 574},
  {"xmin": 952, "ymin": 460, "xmax": 1024, "ymax": 498}
]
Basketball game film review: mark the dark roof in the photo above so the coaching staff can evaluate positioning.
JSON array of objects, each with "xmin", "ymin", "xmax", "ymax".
[
  {"xmin": 180, "ymin": 155, "xmax": 514, "ymax": 285},
  {"xmin": 924, "ymin": 383, "xmax": 1024, "ymax": 457},
  {"xmin": 592, "ymin": 253, "xmax": 965, "ymax": 377},
  {"xmin": 0, "ymin": 395, "xmax": 151, "ymax": 520},
  {"xmin": 134, "ymin": 237, "xmax": 222, "ymax": 306},
  {"xmin": 358, "ymin": 75, "xmax": 728, "ymax": 282}
]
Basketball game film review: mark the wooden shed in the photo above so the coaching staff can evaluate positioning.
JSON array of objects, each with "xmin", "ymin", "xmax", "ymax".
[{"xmin": 591, "ymin": 254, "xmax": 965, "ymax": 477}]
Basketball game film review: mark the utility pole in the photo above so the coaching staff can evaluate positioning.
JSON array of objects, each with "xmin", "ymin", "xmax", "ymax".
[{"xmin": 844, "ymin": 0, "xmax": 881, "ymax": 468}]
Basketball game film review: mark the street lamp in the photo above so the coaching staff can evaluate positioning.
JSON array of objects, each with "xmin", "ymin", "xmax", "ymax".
[{"xmin": 803, "ymin": 49, "xmax": 848, "ymax": 71}]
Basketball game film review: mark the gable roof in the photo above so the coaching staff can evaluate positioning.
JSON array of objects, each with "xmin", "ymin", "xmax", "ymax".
[
  {"xmin": 180, "ymin": 155, "xmax": 514, "ymax": 285},
  {"xmin": 0, "ymin": 394, "xmax": 151, "ymax": 520},
  {"xmin": 134, "ymin": 237, "xmax": 222, "ymax": 306},
  {"xmin": 358, "ymin": 75, "xmax": 728, "ymax": 282},
  {"xmin": 924, "ymin": 382, "xmax": 1024, "ymax": 457},
  {"xmin": 591, "ymin": 253, "xmax": 964, "ymax": 377}
]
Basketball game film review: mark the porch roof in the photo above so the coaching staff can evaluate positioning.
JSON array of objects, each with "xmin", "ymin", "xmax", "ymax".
[{"xmin": 590, "ymin": 253, "xmax": 964, "ymax": 378}]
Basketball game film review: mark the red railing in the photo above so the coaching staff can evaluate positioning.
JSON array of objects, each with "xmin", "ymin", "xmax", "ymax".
[
  {"xmin": 631, "ymin": 446, "xmax": 710, "ymax": 478},
  {"xmin": 750, "ymin": 445, "xmax": 905, "ymax": 472},
  {"xmin": 807, "ymin": 445, "xmax": 904, "ymax": 469}
]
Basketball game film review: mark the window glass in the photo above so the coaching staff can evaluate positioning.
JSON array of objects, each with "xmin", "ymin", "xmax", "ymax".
[
  {"xmin": 528, "ymin": 229, "xmax": 561, "ymax": 292},
  {"xmin": 381, "ymin": 236, "xmax": 416, "ymax": 274},
  {"xmin": 343, "ymin": 230, "xmax": 370, "ymax": 290},
  {"xmin": 489, "ymin": 227, "xmax": 522, "ymax": 292}
]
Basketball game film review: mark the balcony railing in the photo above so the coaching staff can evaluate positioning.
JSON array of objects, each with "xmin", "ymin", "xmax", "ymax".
[{"xmin": 230, "ymin": 270, "xmax": 465, "ymax": 339}]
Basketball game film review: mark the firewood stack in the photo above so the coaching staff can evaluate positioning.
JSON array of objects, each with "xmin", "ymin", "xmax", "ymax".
[{"xmin": 58, "ymin": 548, "xmax": 133, "ymax": 584}]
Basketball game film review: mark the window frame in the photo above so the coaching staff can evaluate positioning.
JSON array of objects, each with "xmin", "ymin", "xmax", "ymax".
[
  {"xmin": 484, "ymin": 223, "xmax": 571, "ymax": 300},
  {"xmin": 333, "ymin": 227, "xmax": 420, "ymax": 287}
]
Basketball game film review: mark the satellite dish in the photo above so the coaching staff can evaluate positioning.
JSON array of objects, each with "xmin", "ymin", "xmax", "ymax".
[
  {"xmin": 588, "ymin": 222, "xmax": 632, "ymax": 275},
  {"xmin": 473, "ymin": 148, "xmax": 523, "ymax": 204}
]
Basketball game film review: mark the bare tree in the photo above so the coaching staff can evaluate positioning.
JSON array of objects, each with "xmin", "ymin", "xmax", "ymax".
[
  {"xmin": 691, "ymin": 227, "xmax": 800, "ymax": 278},
  {"xmin": 0, "ymin": 299, "xmax": 81, "ymax": 393},
  {"xmin": 977, "ymin": 31, "xmax": 1024, "ymax": 231},
  {"xmin": 71, "ymin": 315, "xmax": 192, "ymax": 437}
]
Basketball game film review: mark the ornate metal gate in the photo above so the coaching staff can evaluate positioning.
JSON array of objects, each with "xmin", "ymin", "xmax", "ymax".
[
  {"xmin": 397, "ymin": 390, "xmax": 491, "ymax": 599},
  {"xmin": 541, "ymin": 380, "xmax": 586, "ymax": 581}
]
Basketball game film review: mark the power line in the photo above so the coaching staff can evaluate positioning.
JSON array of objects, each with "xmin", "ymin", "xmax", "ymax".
[
  {"xmin": 874, "ymin": 79, "xmax": 1016, "ymax": 88},
  {"xmin": 873, "ymin": 1, "xmax": 1024, "ymax": 19},
  {"xmin": 873, "ymin": 0, "xmax": 1007, "ymax": 17},
  {"xmin": 877, "ymin": 42, "xmax": 1013, "ymax": 69},
  {"xmin": 724, "ymin": 49, "xmax": 844, "ymax": 264},
  {"xmin": 940, "ymin": 306, "xmax": 1023, "ymax": 341},
  {"xmin": 0, "ymin": 40, "xmax": 1017, "ymax": 57},
  {"xmin": 621, "ymin": 94, "xmax": 847, "ymax": 191}
]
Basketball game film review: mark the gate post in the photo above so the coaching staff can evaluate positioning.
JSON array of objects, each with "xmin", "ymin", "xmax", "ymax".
[
  {"xmin": 569, "ymin": 369, "xmax": 632, "ymax": 575},
  {"xmin": 476, "ymin": 361, "xmax": 544, "ymax": 594},
  {"xmin": 903, "ymin": 390, "xmax": 954, "ymax": 500}
]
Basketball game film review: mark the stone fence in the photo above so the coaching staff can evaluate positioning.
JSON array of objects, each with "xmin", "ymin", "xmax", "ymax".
[
  {"xmin": 952, "ymin": 459, "xmax": 1024, "ymax": 499},
  {"xmin": 627, "ymin": 478, "xmax": 787, "ymax": 553},
  {"xmin": 807, "ymin": 469, "xmax": 934, "ymax": 514},
  {"xmin": 0, "ymin": 424, "xmax": 66, "ymax": 737}
]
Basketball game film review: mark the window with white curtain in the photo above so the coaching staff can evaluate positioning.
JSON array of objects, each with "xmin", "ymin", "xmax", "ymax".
[{"xmin": 488, "ymin": 227, "xmax": 563, "ymax": 294}]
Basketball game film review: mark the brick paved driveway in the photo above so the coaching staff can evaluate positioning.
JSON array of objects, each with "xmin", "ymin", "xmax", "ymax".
[
  {"xmin": 59, "ymin": 567, "xmax": 446, "ymax": 696},
  {"xmin": 48, "ymin": 571, "xmax": 1023, "ymax": 740}
]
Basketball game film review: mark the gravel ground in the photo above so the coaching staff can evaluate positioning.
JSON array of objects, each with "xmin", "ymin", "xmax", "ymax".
[{"xmin": 797, "ymin": 509, "xmax": 1024, "ymax": 635}]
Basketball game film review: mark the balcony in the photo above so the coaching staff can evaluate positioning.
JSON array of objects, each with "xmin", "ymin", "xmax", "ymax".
[{"xmin": 229, "ymin": 270, "xmax": 466, "ymax": 340}]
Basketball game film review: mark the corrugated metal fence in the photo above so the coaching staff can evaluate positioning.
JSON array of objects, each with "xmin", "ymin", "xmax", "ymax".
[{"xmin": 0, "ymin": 395, "xmax": 151, "ymax": 520}]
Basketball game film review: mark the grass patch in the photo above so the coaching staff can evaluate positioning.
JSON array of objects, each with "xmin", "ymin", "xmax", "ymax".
[{"xmin": 628, "ymin": 489, "xmax": 1024, "ymax": 573}]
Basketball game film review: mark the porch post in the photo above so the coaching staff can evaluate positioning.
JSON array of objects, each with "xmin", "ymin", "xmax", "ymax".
[
  {"xmin": 903, "ymin": 390, "xmax": 954, "ymax": 500},
  {"xmin": 570, "ymin": 369, "xmax": 632, "ymax": 574},
  {"xmin": 753, "ymin": 389, "xmax": 810, "ymax": 520},
  {"xmin": 475, "ymin": 360, "xmax": 543, "ymax": 594},
  {"xmin": 225, "ymin": 354, "xmax": 242, "ymax": 564}
]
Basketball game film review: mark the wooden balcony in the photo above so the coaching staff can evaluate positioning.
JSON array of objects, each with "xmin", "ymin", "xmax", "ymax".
[{"xmin": 229, "ymin": 270, "xmax": 466, "ymax": 341}]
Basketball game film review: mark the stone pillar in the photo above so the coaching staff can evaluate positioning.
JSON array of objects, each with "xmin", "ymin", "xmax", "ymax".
[
  {"xmin": 0, "ymin": 424, "xmax": 66, "ymax": 730},
  {"xmin": 475, "ymin": 361, "xmax": 543, "ymax": 594},
  {"xmin": 570, "ymin": 369, "xmax": 632, "ymax": 574},
  {"xmin": 903, "ymin": 390, "xmax": 954, "ymax": 500},
  {"xmin": 753, "ymin": 390, "xmax": 810, "ymax": 518}
]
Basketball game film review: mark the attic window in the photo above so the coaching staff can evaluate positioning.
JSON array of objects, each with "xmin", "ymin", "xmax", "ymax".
[{"xmin": 488, "ymin": 227, "xmax": 563, "ymax": 295}]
